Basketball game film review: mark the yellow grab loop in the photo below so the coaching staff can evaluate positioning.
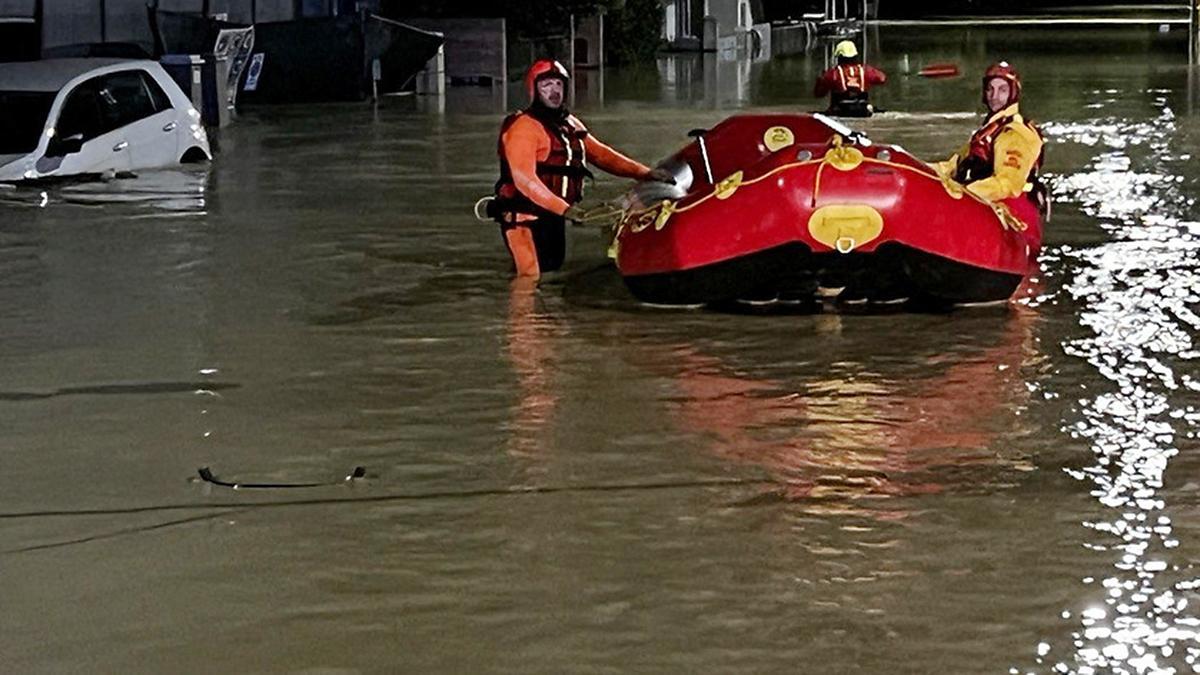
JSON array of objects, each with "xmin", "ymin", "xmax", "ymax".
[
  {"xmin": 808, "ymin": 204, "xmax": 884, "ymax": 253},
  {"xmin": 654, "ymin": 200, "xmax": 676, "ymax": 230},
  {"xmin": 824, "ymin": 144, "xmax": 864, "ymax": 172},
  {"xmin": 763, "ymin": 126, "xmax": 796, "ymax": 152},
  {"xmin": 714, "ymin": 171, "xmax": 744, "ymax": 200}
]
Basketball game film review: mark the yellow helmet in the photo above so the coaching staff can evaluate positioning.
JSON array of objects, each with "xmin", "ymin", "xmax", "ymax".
[{"xmin": 834, "ymin": 40, "xmax": 858, "ymax": 59}]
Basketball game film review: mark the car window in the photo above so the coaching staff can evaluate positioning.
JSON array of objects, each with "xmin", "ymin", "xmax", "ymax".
[
  {"xmin": 56, "ymin": 70, "xmax": 169, "ymax": 143},
  {"xmin": 55, "ymin": 80, "xmax": 105, "ymax": 142},
  {"xmin": 141, "ymin": 72, "xmax": 173, "ymax": 114},
  {"xmin": 98, "ymin": 71, "xmax": 164, "ymax": 128},
  {"xmin": 0, "ymin": 91, "xmax": 55, "ymax": 154}
]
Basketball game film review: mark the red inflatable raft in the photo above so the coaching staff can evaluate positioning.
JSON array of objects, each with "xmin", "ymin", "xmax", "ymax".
[{"xmin": 613, "ymin": 113, "xmax": 1043, "ymax": 307}]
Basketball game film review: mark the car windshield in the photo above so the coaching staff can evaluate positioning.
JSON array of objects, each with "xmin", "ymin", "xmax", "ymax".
[{"xmin": 0, "ymin": 91, "xmax": 56, "ymax": 155}]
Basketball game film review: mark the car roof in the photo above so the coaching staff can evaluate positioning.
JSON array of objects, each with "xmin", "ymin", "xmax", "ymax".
[{"xmin": 0, "ymin": 58, "xmax": 157, "ymax": 93}]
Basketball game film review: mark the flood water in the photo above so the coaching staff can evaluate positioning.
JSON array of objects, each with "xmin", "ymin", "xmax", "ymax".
[{"xmin": 4, "ymin": 23, "xmax": 1200, "ymax": 674}]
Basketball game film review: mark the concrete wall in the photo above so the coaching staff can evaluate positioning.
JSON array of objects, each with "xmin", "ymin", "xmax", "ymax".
[
  {"xmin": 575, "ymin": 14, "xmax": 602, "ymax": 68},
  {"xmin": 155, "ymin": 0, "xmax": 204, "ymax": 13},
  {"xmin": 405, "ymin": 17, "xmax": 505, "ymax": 84},
  {"xmin": 707, "ymin": 0, "xmax": 737, "ymax": 38},
  {"xmin": 40, "ymin": 0, "xmax": 301, "ymax": 52},
  {"xmin": 707, "ymin": 0, "xmax": 754, "ymax": 38},
  {"xmin": 42, "ymin": 0, "xmax": 102, "ymax": 48},
  {"xmin": 104, "ymin": 0, "xmax": 152, "ymax": 44},
  {"xmin": 770, "ymin": 21, "xmax": 815, "ymax": 56},
  {"xmin": 0, "ymin": 0, "xmax": 35, "ymax": 17},
  {"xmin": 252, "ymin": 0, "xmax": 298, "ymax": 23}
]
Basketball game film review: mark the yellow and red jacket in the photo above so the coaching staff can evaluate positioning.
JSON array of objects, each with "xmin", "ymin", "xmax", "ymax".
[
  {"xmin": 494, "ymin": 109, "xmax": 652, "ymax": 222},
  {"xmin": 935, "ymin": 103, "xmax": 1044, "ymax": 203}
]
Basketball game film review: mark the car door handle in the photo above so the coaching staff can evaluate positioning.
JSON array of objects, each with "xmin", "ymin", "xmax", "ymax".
[
  {"xmin": 113, "ymin": 141, "xmax": 128, "ymax": 152},
  {"xmin": 162, "ymin": 122, "xmax": 178, "ymax": 132}
]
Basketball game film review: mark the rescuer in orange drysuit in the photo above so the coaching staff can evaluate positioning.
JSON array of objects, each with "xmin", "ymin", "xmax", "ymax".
[
  {"xmin": 933, "ymin": 61, "xmax": 1046, "ymax": 212},
  {"xmin": 813, "ymin": 40, "xmax": 887, "ymax": 117},
  {"xmin": 490, "ymin": 59, "xmax": 674, "ymax": 278}
]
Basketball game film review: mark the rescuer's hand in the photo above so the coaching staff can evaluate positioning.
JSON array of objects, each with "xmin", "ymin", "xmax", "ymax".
[
  {"xmin": 563, "ymin": 202, "xmax": 624, "ymax": 227},
  {"xmin": 563, "ymin": 204, "xmax": 588, "ymax": 223}
]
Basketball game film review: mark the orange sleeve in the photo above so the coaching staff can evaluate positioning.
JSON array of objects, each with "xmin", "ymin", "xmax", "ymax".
[
  {"xmin": 867, "ymin": 65, "xmax": 887, "ymax": 85},
  {"xmin": 584, "ymin": 134, "xmax": 651, "ymax": 179},
  {"xmin": 502, "ymin": 116, "xmax": 571, "ymax": 216}
]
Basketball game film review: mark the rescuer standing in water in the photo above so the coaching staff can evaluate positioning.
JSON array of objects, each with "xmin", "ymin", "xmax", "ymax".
[
  {"xmin": 813, "ymin": 40, "xmax": 887, "ymax": 117},
  {"xmin": 490, "ymin": 59, "xmax": 674, "ymax": 279}
]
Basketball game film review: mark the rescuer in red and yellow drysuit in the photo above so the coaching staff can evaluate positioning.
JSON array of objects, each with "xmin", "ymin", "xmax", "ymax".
[
  {"xmin": 933, "ymin": 61, "xmax": 1046, "ymax": 211},
  {"xmin": 813, "ymin": 40, "xmax": 887, "ymax": 117},
  {"xmin": 491, "ymin": 59, "xmax": 674, "ymax": 278}
]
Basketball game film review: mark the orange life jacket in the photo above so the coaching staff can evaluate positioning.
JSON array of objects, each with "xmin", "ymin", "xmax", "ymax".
[{"xmin": 493, "ymin": 109, "xmax": 592, "ymax": 219}]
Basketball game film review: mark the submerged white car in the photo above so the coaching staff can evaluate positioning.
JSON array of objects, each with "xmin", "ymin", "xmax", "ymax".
[{"xmin": 0, "ymin": 58, "xmax": 211, "ymax": 183}]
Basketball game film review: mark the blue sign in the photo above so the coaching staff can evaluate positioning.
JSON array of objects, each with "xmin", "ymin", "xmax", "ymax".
[{"xmin": 244, "ymin": 53, "xmax": 264, "ymax": 91}]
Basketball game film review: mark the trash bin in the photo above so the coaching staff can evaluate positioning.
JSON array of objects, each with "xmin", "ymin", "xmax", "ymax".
[
  {"xmin": 200, "ymin": 57, "xmax": 225, "ymax": 128},
  {"xmin": 160, "ymin": 54, "xmax": 205, "ymax": 115},
  {"xmin": 161, "ymin": 54, "xmax": 222, "ymax": 128}
]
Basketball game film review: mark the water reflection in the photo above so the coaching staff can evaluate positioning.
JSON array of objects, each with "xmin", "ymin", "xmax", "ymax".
[
  {"xmin": 505, "ymin": 277, "xmax": 566, "ymax": 459},
  {"xmin": 0, "ymin": 167, "xmax": 210, "ymax": 214},
  {"xmin": 1034, "ymin": 91, "xmax": 1200, "ymax": 672},
  {"xmin": 656, "ymin": 52, "xmax": 752, "ymax": 107},
  {"xmin": 591, "ymin": 302, "xmax": 1045, "ymax": 514}
]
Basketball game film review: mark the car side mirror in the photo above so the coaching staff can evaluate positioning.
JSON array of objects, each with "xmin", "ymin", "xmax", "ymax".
[{"xmin": 49, "ymin": 134, "xmax": 84, "ymax": 157}]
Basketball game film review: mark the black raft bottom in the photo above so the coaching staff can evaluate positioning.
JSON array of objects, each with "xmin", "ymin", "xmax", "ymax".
[{"xmin": 622, "ymin": 243, "xmax": 1025, "ymax": 308}]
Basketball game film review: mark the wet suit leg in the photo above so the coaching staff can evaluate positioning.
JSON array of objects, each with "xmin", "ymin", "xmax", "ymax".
[
  {"xmin": 501, "ymin": 216, "xmax": 567, "ymax": 277},
  {"xmin": 503, "ymin": 224, "xmax": 541, "ymax": 277}
]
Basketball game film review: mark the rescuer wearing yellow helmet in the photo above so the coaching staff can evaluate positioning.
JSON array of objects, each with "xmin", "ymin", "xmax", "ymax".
[{"xmin": 813, "ymin": 40, "xmax": 887, "ymax": 117}]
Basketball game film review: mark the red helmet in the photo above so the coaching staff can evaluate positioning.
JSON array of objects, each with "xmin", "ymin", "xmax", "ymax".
[
  {"xmin": 982, "ymin": 61, "xmax": 1021, "ymax": 108},
  {"xmin": 525, "ymin": 59, "xmax": 570, "ymax": 101}
]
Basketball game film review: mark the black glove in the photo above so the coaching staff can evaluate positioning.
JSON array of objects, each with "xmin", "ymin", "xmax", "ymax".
[
  {"xmin": 646, "ymin": 167, "xmax": 676, "ymax": 185},
  {"xmin": 563, "ymin": 202, "xmax": 624, "ymax": 227},
  {"xmin": 563, "ymin": 204, "xmax": 588, "ymax": 223}
]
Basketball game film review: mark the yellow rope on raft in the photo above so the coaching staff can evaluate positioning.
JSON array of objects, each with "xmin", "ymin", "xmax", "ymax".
[
  {"xmin": 570, "ymin": 203, "xmax": 628, "ymax": 225},
  {"xmin": 990, "ymin": 201, "xmax": 1029, "ymax": 232},
  {"xmin": 615, "ymin": 146, "xmax": 1024, "ymax": 235}
]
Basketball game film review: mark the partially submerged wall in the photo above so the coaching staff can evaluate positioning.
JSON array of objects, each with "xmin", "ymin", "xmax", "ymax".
[{"xmin": 405, "ymin": 17, "xmax": 505, "ymax": 84}]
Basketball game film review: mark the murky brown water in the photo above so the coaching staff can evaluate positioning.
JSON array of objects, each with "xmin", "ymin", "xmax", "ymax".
[{"xmin": 4, "ymin": 24, "xmax": 1200, "ymax": 674}]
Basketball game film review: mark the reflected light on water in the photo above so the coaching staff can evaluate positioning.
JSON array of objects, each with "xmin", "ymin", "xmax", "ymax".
[
  {"xmin": 1038, "ymin": 100, "xmax": 1200, "ymax": 672},
  {"xmin": 1, "ymin": 168, "xmax": 211, "ymax": 213}
]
